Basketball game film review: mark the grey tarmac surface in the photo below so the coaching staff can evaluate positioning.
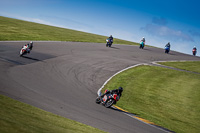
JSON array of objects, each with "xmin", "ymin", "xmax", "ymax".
[{"xmin": 0, "ymin": 41, "xmax": 200, "ymax": 133}]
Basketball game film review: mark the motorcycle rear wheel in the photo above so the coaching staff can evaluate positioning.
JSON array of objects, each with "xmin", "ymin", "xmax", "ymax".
[
  {"xmin": 104, "ymin": 99, "xmax": 115, "ymax": 108},
  {"xmin": 140, "ymin": 44, "xmax": 144, "ymax": 49}
]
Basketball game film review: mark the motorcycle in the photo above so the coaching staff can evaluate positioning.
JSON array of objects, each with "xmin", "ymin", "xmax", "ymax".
[
  {"xmin": 106, "ymin": 38, "xmax": 112, "ymax": 47},
  {"xmin": 20, "ymin": 43, "xmax": 33, "ymax": 56},
  {"xmin": 192, "ymin": 49, "xmax": 197, "ymax": 56},
  {"xmin": 20, "ymin": 46, "xmax": 28, "ymax": 56},
  {"xmin": 139, "ymin": 41, "xmax": 145, "ymax": 49},
  {"xmin": 96, "ymin": 90, "xmax": 120, "ymax": 108},
  {"xmin": 165, "ymin": 46, "xmax": 170, "ymax": 54}
]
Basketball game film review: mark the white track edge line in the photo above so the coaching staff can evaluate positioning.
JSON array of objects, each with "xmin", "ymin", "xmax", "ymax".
[{"xmin": 97, "ymin": 63, "xmax": 148, "ymax": 96}]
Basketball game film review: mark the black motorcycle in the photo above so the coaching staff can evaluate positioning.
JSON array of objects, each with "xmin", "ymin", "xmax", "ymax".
[{"xmin": 96, "ymin": 90, "xmax": 120, "ymax": 108}]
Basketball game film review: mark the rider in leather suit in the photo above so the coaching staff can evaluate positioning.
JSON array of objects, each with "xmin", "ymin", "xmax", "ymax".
[{"xmin": 101, "ymin": 87, "xmax": 123, "ymax": 98}]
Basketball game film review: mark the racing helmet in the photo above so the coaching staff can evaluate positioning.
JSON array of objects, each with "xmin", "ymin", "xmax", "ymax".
[
  {"xmin": 118, "ymin": 87, "xmax": 123, "ymax": 93},
  {"xmin": 30, "ymin": 41, "xmax": 33, "ymax": 44}
]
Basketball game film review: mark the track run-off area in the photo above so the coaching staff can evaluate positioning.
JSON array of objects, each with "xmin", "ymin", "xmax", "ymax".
[{"xmin": 0, "ymin": 41, "xmax": 200, "ymax": 133}]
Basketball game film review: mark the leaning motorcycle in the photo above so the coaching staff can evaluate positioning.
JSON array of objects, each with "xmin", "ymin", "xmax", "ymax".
[
  {"xmin": 165, "ymin": 46, "xmax": 170, "ymax": 54},
  {"xmin": 192, "ymin": 49, "xmax": 197, "ymax": 56},
  {"xmin": 96, "ymin": 90, "xmax": 120, "ymax": 108},
  {"xmin": 139, "ymin": 41, "xmax": 145, "ymax": 49},
  {"xmin": 106, "ymin": 38, "xmax": 112, "ymax": 47},
  {"xmin": 20, "ymin": 47, "xmax": 28, "ymax": 56}
]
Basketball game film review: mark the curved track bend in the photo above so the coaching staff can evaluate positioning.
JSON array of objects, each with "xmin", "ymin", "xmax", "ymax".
[{"xmin": 0, "ymin": 41, "xmax": 199, "ymax": 133}]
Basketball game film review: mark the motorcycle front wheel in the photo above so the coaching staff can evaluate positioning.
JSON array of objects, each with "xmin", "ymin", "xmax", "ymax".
[
  {"xmin": 104, "ymin": 99, "xmax": 115, "ymax": 108},
  {"xmin": 20, "ymin": 50, "xmax": 24, "ymax": 57},
  {"xmin": 96, "ymin": 97, "xmax": 101, "ymax": 104}
]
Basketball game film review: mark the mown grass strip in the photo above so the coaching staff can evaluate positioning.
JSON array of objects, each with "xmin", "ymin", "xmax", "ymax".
[
  {"xmin": 102, "ymin": 64, "xmax": 200, "ymax": 133},
  {"xmin": 0, "ymin": 95, "xmax": 106, "ymax": 133},
  {"xmin": 0, "ymin": 16, "xmax": 138, "ymax": 46},
  {"xmin": 158, "ymin": 61, "xmax": 200, "ymax": 73}
]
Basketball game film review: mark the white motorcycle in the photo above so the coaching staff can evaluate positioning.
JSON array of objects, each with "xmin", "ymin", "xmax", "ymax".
[{"xmin": 20, "ymin": 43, "xmax": 33, "ymax": 56}]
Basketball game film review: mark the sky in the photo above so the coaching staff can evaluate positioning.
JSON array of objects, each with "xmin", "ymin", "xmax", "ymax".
[{"xmin": 0, "ymin": 0, "xmax": 200, "ymax": 56}]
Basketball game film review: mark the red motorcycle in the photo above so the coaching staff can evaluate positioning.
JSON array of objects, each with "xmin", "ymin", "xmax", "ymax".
[{"xmin": 96, "ymin": 90, "xmax": 120, "ymax": 108}]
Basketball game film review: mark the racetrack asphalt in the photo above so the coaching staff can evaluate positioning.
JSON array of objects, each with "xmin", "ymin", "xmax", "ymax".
[{"xmin": 0, "ymin": 41, "xmax": 200, "ymax": 133}]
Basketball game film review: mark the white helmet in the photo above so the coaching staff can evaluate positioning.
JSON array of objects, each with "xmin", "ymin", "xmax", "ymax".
[{"xmin": 30, "ymin": 41, "xmax": 33, "ymax": 44}]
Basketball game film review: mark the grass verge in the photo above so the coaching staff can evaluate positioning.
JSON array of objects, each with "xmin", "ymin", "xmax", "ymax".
[
  {"xmin": 158, "ymin": 61, "xmax": 200, "ymax": 73},
  {"xmin": 0, "ymin": 95, "xmax": 106, "ymax": 133},
  {"xmin": 0, "ymin": 16, "xmax": 138, "ymax": 46},
  {"xmin": 102, "ymin": 64, "xmax": 200, "ymax": 133}
]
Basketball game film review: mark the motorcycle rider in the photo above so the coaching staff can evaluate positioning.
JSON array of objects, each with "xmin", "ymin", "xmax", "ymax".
[
  {"xmin": 23, "ymin": 41, "xmax": 33, "ymax": 53},
  {"xmin": 111, "ymin": 87, "xmax": 123, "ymax": 97},
  {"xmin": 29, "ymin": 41, "xmax": 33, "ymax": 50},
  {"xmin": 108, "ymin": 35, "xmax": 113, "ymax": 44},
  {"xmin": 22, "ymin": 44, "xmax": 28, "ymax": 50},
  {"xmin": 192, "ymin": 46, "xmax": 197, "ymax": 55},
  {"xmin": 141, "ymin": 37, "xmax": 145, "ymax": 44},
  {"xmin": 100, "ymin": 87, "xmax": 123, "ymax": 98},
  {"xmin": 165, "ymin": 42, "xmax": 170, "ymax": 48}
]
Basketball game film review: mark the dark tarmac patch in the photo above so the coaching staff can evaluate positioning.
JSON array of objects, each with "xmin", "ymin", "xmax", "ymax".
[
  {"xmin": 0, "ymin": 45, "xmax": 56, "ymax": 65},
  {"xmin": 0, "ymin": 57, "xmax": 24, "ymax": 65},
  {"xmin": 18, "ymin": 51, "xmax": 56, "ymax": 65},
  {"xmin": 0, "ymin": 52, "xmax": 55, "ymax": 65}
]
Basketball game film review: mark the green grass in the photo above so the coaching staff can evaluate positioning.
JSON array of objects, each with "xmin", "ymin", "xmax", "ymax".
[
  {"xmin": 0, "ymin": 16, "xmax": 138, "ymax": 45},
  {"xmin": 102, "ymin": 65, "xmax": 200, "ymax": 133},
  {"xmin": 159, "ymin": 61, "xmax": 200, "ymax": 73},
  {"xmin": 2, "ymin": 16, "xmax": 200, "ymax": 132},
  {"xmin": 0, "ymin": 95, "xmax": 106, "ymax": 133}
]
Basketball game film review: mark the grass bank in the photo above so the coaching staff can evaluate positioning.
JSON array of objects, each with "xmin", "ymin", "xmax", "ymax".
[
  {"xmin": 0, "ymin": 16, "xmax": 138, "ymax": 45},
  {"xmin": 158, "ymin": 61, "xmax": 200, "ymax": 73},
  {"xmin": 102, "ymin": 64, "xmax": 200, "ymax": 133},
  {"xmin": 0, "ymin": 95, "xmax": 106, "ymax": 133}
]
